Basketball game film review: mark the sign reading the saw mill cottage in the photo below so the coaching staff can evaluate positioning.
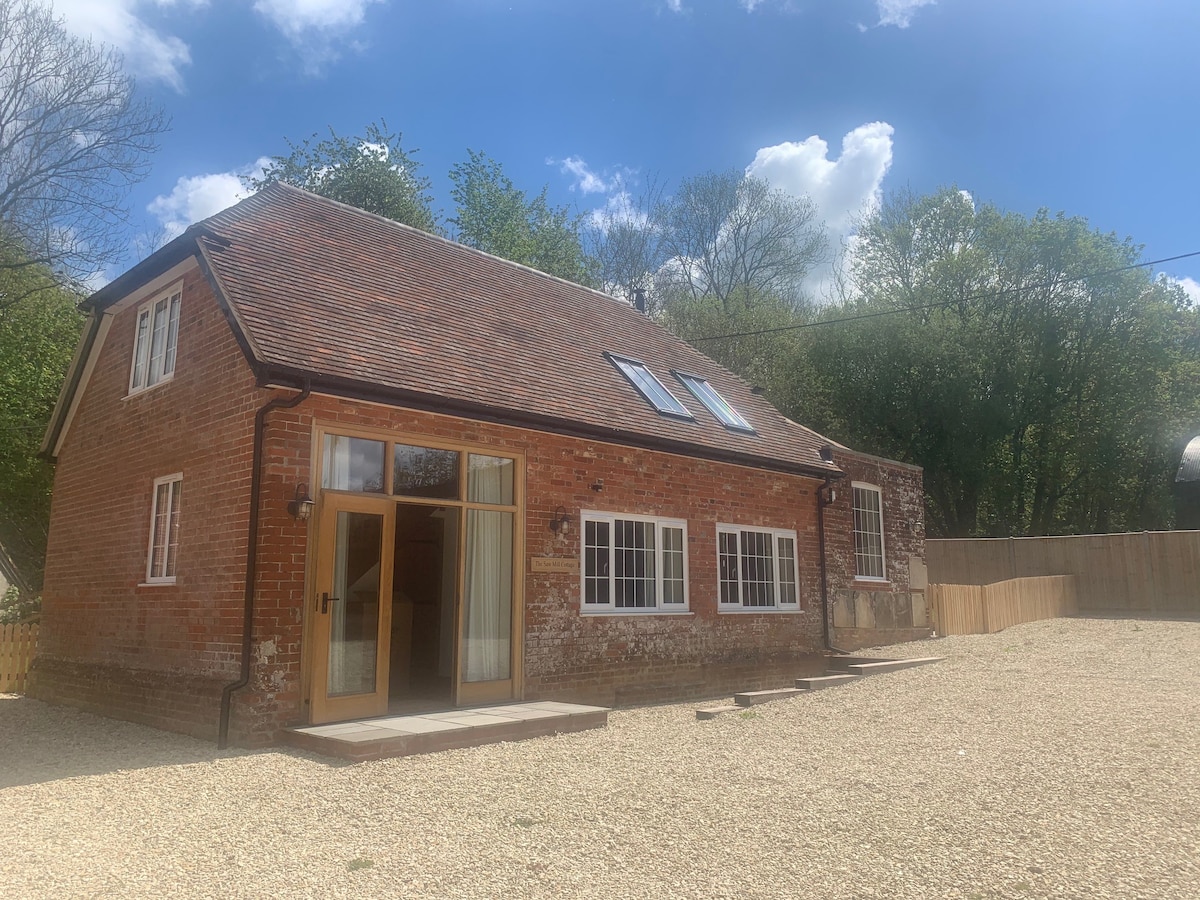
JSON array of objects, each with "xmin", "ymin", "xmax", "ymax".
[{"xmin": 530, "ymin": 557, "xmax": 577, "ymax": 573}]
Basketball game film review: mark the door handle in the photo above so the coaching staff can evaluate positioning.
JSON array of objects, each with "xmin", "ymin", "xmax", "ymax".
[{"xmin": 318, "ymin": 593, "xmax": 340, "ymax": 614}]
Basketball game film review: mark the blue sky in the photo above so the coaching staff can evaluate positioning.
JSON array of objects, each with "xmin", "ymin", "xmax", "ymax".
[{"xmin": 53, "ymin": 0, "xmax": 1200, "ymax": 298}]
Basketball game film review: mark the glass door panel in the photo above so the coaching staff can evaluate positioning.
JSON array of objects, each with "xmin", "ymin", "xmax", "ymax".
[{"xmin": 311, "ymin": 496, "xmax": 393, "ymax": 724}]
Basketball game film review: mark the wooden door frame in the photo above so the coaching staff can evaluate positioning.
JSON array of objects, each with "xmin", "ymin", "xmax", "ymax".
[
  {"xmin": 308, "ymin": 493, "xmax": 396, "ymax": 724},
  {"xmin": 301, "ymin": 420, "xmax": 525, "ymax": 723}
]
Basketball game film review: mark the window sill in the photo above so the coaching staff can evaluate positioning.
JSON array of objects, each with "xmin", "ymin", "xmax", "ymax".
[
  {"xmin": 852, "ymin": 576, "xmax": 891, "ymax": 586},
  {"xmin": 580, "ymin": 609, "xmax": 694, "ymax": 617},
  {"xmin": 124, "ymin": 375, "xmax": 175, "ymax": 401},
  {"xmin": 138, "ymin": 579, "xmax": 177, "ymax": 587},
  {"xmin": 718, "ymin": 607, "xmax": 802, "ymax": 614}
]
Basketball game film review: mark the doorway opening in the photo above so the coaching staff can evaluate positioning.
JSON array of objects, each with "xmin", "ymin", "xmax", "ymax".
[{"xmin": 389, "ymin": 503, "xmax": 459, "ymax": 713}]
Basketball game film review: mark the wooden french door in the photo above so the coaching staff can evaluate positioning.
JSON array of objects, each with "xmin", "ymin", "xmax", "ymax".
[
  {"xmin": 310, "ymin": 494, "xmax": 395, "ymax": 724},
  {"xmin": 307, "ymin": 428, "xmax": 523, "ymax": 723}
]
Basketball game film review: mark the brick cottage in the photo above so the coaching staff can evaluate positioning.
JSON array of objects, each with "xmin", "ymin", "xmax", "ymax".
[{"xmin": 32, "ymin": 185, "xmax": 925, "ymax": 746}]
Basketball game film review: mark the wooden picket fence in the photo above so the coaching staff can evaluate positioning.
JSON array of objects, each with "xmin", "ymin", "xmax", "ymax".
[
  {"xmin": 0, "ymin": 623, "xmax": 38, "ymax": 693},
  {"xmin": 929, "ymin": 575, "xmax": 1078, "ymax": 636}
]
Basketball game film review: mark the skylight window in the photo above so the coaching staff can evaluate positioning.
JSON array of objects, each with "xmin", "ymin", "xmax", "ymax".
[
  {"xmin": 673, "ymin": 372, "xmax": 755, "ymax": 433},
  {"xmin": 606, "ymin": 353, "xmax": 694, "ymax": 420}
]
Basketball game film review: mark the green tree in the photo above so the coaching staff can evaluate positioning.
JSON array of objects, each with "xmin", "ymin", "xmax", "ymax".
[
  {"xmin": 0, "ymin": 253, "xmax": 84, "ymax": 594},
  {"xmin": 449, "ymin": 150, "xmax": 596, "ymax": 285},
  {"xmin": 248, "ymin": 121, "xmax": 438, "ymax": 233},
  {"xmin": 802, "ymin": 186, "xmax": 1200, "ymax": 537}
]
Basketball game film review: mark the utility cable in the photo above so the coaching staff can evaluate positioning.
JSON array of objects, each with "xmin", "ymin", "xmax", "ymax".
[{"xmin": 689, "ymin": 250, "xmax": 1200, "ymax": 343}]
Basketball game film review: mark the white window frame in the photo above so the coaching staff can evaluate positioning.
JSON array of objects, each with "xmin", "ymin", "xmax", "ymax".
[
  {"xmin": 852, "ymin": 482, "xmax": 887, "ymax": 581},
  {"xmin": 717, "ymin": 524, "xmax": 801, "ymax": 613},
  {"xmin": 128, "ymin": 285, "xmax": 182, "ymax": 395},
  {"xmin": 580, "ymin": 511, "xmax": 690, "ymax": 614},
  {"xmin": 145, "ymin": 473, "xmax": 183, "ymax": 585}
]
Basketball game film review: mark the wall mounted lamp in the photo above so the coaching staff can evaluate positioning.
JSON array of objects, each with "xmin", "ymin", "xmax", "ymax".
[
  {"xmin": 591, "ymin": 478, "xmax": 604, "ymax": 492},
  {"xmin": 549, "ymin": 505, "xmax": 572, "ymax": 536},
  {"xmin": 288, "ymin": 483, "xmax": 314, "ymax": 521}
]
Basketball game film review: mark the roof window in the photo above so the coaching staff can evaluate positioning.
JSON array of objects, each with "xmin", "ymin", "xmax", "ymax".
[
  {"xmin": 606, "ymin": 353, "xmax": 694, "ymax": 420},
  {"xmin": 673, "ymin": 371, "xmax": 755, "ymax": 433}
]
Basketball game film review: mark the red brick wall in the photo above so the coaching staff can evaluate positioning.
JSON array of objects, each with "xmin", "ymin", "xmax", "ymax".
[
  {"xmin": 34, "ymin": 272, "xmax": 912, "ymax": 745},
  {"xmin": 257, "ymin": 398, "xmax": 831, "ymax": 731},
  {"xmin": 30, "ymin": 264, "xmax": 270, "ymax": 741},
  {"xmin": 823, "ymin": 448, "xmax": 927, "ymax": 639}
]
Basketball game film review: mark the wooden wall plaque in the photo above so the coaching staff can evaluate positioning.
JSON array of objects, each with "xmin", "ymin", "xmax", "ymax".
[{"xmin": 530, "ymin": 557, "xmax": 577, "ymax": 573}]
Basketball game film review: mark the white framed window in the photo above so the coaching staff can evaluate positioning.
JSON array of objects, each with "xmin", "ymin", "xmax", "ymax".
[
  {"xmin": 852, "ymin": 483, "xmax": 886, "ymax": 580},
  {"xmin": 129, "ymin": 286, "xmax": 182, "ymax": 394},
  {"xmin": 581, "ymin": 512, "xmax": 688, "ymax": 613},
  {"xmin": 717, "ymin": 525, "xmax": 800, "ymax": 611},
  {"xmin": 146, "ymin": 474, "xmax": 182, "ymax": 583}
]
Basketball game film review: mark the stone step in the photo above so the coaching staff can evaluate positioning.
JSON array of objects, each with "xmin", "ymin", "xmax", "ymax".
[
  {"xmin": 839, "ymin": 657, "xmax": 945, "ymax": 676},
  {"xmin": 695, "ymin": 704, "xmax": 741, "ymax": 720},
  {"xmin": 734, "ymin": 687, "xmax": 806, "ymax": 707},
  {"xmin": 795, "ymin": 673, "xmax": 861, "ymax": 690}
]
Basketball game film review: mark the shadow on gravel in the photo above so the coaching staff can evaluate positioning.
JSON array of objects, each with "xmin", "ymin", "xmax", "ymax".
[{"xmin": 0, "ymin": 694, "xmax": 335, "ymax": 789}]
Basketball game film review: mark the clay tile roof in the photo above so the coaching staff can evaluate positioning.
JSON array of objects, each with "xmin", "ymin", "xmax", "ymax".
[{"xmin": 193, "ymin": 183, "xmax": 840, "ymax": 477}]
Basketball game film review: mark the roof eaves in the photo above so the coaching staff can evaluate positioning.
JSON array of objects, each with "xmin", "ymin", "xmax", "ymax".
[
  {"xmin": 193, "ymin": 236, "xmax": 266, "ymax": 374},
  {"xmin": 260, "ymin": 364, "xmax": 842, "ymax": 481}
]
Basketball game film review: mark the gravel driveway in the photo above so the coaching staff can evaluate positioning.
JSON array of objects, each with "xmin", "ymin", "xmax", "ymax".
[{"xmin": 2, "ymin": 617, "xmax": 1198, "ymax": 899}]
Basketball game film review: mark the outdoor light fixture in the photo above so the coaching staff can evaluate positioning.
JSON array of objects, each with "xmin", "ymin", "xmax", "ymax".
[
  {"xmin": 591, "ymin": 478, "xmax": 604, "ymax": 492},
  {"xmin": 288, "ymin": 483, "xmax": 314, "ymax": 521},
  {"xmin": 549, "ymin": 506, "xmax": 571, "ymax": 536}
]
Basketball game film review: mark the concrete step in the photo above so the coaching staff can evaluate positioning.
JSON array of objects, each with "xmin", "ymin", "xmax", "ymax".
[
  {"xmin": 734, "ymin": 687, "xmax": 806, "ymax": 707},
  {"xmin": 795, "ymin": 673, "xmax": 861, "ymax": 690},
  {"xmin": 839, "ymin": 657, "xmax": 945, "ymax": 676},
  {"xmin": 695, "ymin": 704, "xmax": 741, "ymax": 720}
]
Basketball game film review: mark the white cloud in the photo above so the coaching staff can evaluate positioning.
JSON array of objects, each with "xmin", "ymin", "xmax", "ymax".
[
  {"xmin": 553, "ymin": 156, "xmax": 616, "ymax": 195},
  {"xmin": 147, "ymin": 158, "xmax": 271, "ymax": 240},
  {"xmin": 665, "ymin": 0, "xmax": 684, "ymax": 11},
  {"xmin": 747, "ymin": 121, "xmax": 894, "ymax": 234},
  {"xmin": 876, "ymin": 0, "xmax": 936, "ymax": 28},
  {"xmin": 1166, "ymin": 276, "xmax": 1200, "ymax": 305},
  {"xmin": 253, "ymin": 0, "xmax": 383, "ymax": 64},
  {"xmin": 52, "ymin": 0, "xmax": 200, "ymax": 91},
  {"xmin": 746, "ymin": 122, "xmax": 895, "ymax": 301}
]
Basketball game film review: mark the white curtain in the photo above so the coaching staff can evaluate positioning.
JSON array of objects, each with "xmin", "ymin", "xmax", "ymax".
[
  {"xmin": 323, "ymin": 436, "xmax": 353, "ymax": 491},
  {"xmin": 463, "ymin": 508, "xmax": 512, "ymax": 682}
]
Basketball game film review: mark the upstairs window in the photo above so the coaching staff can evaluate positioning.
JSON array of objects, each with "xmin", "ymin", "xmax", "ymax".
[
  {"xmin": 606, "ymin": 353, "xmax": 694, "ymax": 420},
  {"xmin": 130, "ymin": 287, "xmax": 181, "ymax": 394},
  {"xmin": 582, "ymin": 512, "xmax": 688, "ymax": 613},
  {"xmin": 717, "ymin": 525, "xmax": 800, "ymax": 611},
  {"xmin": 673, "ymin": 371, "xmax": 755, "ymax": 432},
  {"xmin": 852, "ymin": 483, "xmax": 886, "ymax": 580}
]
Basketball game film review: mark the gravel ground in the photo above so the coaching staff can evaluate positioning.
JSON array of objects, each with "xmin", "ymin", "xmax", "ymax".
[{"xmin": 2, "ymin": 617, "xmax": 1198, "ymax": 900}]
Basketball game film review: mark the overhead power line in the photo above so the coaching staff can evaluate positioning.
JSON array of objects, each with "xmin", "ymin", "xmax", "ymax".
[{"xmin": 689, "ymin": 250, "xmax": 1200, "ymax": 344}]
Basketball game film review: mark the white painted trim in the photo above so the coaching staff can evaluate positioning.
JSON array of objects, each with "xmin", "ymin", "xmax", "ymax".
[
  {"xmin": 106, "ymin": 257, "xmax": 197, "ymax": 315},
  {"xmin": 127, "ymin": 283, "xmax": 183, "ymax": 396},
  {"xmin": 716, "ymin": 523, "xmax": 801, "ymax": 612},
  {"xmin": 146, "ymin": 472, "xmax": 183, "ymax": 584},
  {"xmin": 51, "ymin": 313, "xmax": 113, "ymax": 458},
  {"xmin": 851, "ymin": 482, "xmax": 887, "ymax": 581},
  {"xmin": 579, "ymin": 510, "xmax": 690, "ymax": 613}
]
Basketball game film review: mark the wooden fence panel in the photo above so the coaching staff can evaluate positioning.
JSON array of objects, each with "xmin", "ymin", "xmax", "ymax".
[
  {"xmin": 928, "ymin": 531, "xmax": 1200, "ymax": 614},
  {"xmin": 0, "ymin": 623, "xmax": 38, "ymax": 693},
  {"xmin": 930, "ymin": 576, "xmax": 1077, "ymax": 635}
]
